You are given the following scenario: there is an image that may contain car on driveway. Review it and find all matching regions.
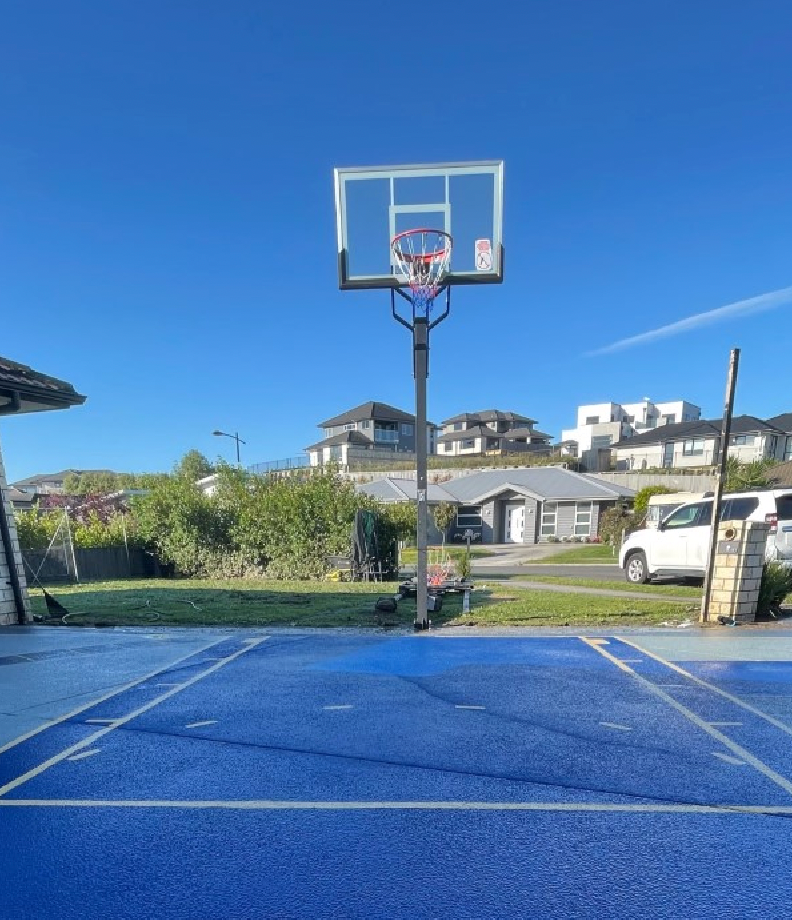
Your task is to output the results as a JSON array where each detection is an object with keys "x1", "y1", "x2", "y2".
[{"x1": 620, "y1": 489, "x2": 792, "y2": 583}]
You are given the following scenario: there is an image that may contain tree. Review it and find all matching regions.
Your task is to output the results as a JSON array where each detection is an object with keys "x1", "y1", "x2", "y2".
[
  {"x1": 725, "y1": 457, "x2": 777, "y2": 492},
  {"x1": 174, "y1": 450, "x2": 215, "y2": 482},
  {"x1": 379, "y1": 502, "x2": 417, "y2": 545},
  {"x1": 432, "y1": 502, "x2": 457, "y2": 546},
  {"x1": 633, "y1": 485, "x2": 674, "y2": 517}
]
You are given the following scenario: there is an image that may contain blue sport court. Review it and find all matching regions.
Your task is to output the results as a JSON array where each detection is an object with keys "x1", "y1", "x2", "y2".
[{"x1": 2, "y1": 626, "x2": 792, "y2": 918}]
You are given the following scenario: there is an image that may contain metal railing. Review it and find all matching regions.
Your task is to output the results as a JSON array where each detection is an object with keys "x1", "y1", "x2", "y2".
[{"x1": 247, "y1": 456, "x2": 310, "y2": 475}]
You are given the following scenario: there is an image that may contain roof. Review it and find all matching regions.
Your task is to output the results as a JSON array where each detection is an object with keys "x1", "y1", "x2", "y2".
[
  {"x1": 7, "y1": 487, "x2": 37, "y2": 506},
  {"x1": 441, "y1": 409, "x2": 537, "y2": 426},
  {"x1": 0, "y1": 356, "x2": 85, "y2": 416},
  {"x1": 766, "y1": 413, "x2": 792, "y2": 433},
  {"x1": 770, "y1": 461, "x2": 792, "y2": 488},
  {"x1": 319, "y1": 401, "x2": 415, "y2": 428},
  {"x1": 356, "y1": 478, "x2": 458, "y2": 504},
  {"x1": 12, "y1": 468, "x2": 115, "y2": 487},
  {"x1": 305, "y1": 430, "x2": 373, "y2": 451},
  {"x1": 612, "y1": 415, "x2": 784, "y2": 450},
  {"x1": 438, "y1": 424, "x2": 505, "y2": 444},
  {"x1": 507, "y1": 428, "x2": 552, "y2": 441},
  {"x1": 439, "y1": 468, "x2": 635, "y2": 504}
]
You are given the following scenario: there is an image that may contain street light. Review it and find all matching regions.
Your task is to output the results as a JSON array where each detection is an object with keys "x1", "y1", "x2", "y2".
[{"x1": 213, "y1": 429, "x2": 246, "y2": 465}]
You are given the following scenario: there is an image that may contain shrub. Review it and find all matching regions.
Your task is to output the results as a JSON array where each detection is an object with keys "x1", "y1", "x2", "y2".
[
  {"x1": 757, "y1": 563, "x2": 792, "y2": 618},
  {"x1": 633, "y1": 485, "x2": 674, "y2": 516},
  {"x1": 599, "y1": 506, "x2": 640, "y2": 547}
]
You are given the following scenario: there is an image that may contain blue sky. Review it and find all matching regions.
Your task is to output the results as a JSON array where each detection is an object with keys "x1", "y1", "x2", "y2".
[{"x1": 1, "y1": 0, "x2": 791, "y2": 482}]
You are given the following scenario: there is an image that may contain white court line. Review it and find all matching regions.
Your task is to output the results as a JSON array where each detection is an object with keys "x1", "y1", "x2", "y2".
[
  {"x1": 0, "y1": 638, "x2": 228, "y2": 758},
  {"x1": 323, "y1": 705, "x2": 353, "y2": 711},
  {"x1": 85, "y1": 719, "x2": 118, "y2": 725},
  {"x1": 0, "y1": 799, "x2": 791, "y2": 815},
  {"x1": 600, "y1": 722, "x2": 631, "y2": 731},
  {"x1": 617, "y1": 637, "x2": 792, "y2": 740},
  {"x1": 185, "y1": 720, "x2": 218, "y2": 729},
  {"x1": 710, "y1": 722, "x2": 743, "y2": 727},
  {"x1": 712, "y1": 752, "x2": 746, "y2": 766},
  {"x1": 0, "y1": 639, "x2": 267, "y2": 799},
  {"x1": 67, "y1": 750, "x2": 101, "y2": 762},
  {"x1": 580, "y1": 637, "x2": 792, "y2": 798},
  {"x1": 455, "y1": 705, "x2": 486, "y2": 711}
]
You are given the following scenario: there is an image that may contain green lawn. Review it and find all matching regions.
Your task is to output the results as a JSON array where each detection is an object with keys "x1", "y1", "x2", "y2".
[
  {"x1": 533, "y1": 544, "x2": 618, "y2": 564},
  {"x1": 27, "y1": 577, "x2": 695, "y2": 629},
  {"x1": 520, "y1": 575, "x2": 701, "y2": 598}
]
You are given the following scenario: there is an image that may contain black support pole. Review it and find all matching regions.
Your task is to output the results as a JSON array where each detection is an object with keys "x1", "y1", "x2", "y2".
[{"x1": 414, "y1": 317, "x2": 429, "y2": 629}]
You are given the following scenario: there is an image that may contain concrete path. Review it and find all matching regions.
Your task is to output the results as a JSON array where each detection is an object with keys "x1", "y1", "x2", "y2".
[{"x1": 501, "y1": 580, "x2": 696, "y2": 604}]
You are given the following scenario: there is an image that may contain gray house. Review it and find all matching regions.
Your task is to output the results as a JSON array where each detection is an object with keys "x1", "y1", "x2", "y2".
[
  {"x1": 307, "y1": 401, "x2": 438, "y2": 467},
  {"x1": 357, "y1": 467, "x2": 634, "y2": 544},
  {"x1": 437, "y1": 409, "x2": 553, "y2": 458}
]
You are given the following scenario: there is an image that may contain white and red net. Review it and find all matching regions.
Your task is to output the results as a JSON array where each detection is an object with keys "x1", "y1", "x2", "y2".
[{"x1": 391, "y1": 228, "x2": 453, "y2": 312}]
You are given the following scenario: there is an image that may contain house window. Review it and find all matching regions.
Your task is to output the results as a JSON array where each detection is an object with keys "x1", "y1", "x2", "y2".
[
  {"x1": 624, "y1": 415, "x2": 634, "y2": 424},
  {"x1": 663, "y1": 414, "x2": 675, "y2": 424},
  {"x1": 585, "y1": 416, "x2": 599, "y2": 425},
  {"x1": 454, "y1": 422, "x2": 464, "y2": 431},
  {"x1": 361, "y1": 420, "x2": 371, "y2": 429},
  {"x1": 541, "y1": 502, "x2": 557, "y2": 537},
  {"x1": 486, "y1": 438, "x2": 500, "y2": 450},
  {"x1": 682, "y1": 438, "x2": 705, "y2": 456},
  {"x1": 328, "y1": 446, "x2": 342, "y2": 461},
  {"x1": 461, "y1": 438, "x2": 476, "y2": 449},
  {"x1": 574, "y1": 502, "x2": 593, "y2": 536},
  {"x1": 730, "y1": 434, "x2": 755, "y2": 446},
  {"x1": 374, "y1": 423, "x2": 398, "y2": 443},
  {"x1": 344, "y1": 423, "x2": 355, "y2": 431},
  {"x1": 324, "y1": 428, "x2": 333, "y2": 438},
  {"x1": 401, "y1": 423, "x2": 414, "y2": 435},
  {"x1": 456, "y1": 506, "x2": 482, "y2": 527}
]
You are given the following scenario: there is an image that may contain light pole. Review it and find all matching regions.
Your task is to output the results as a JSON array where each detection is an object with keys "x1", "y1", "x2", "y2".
[{"x1": 213, "y1": 429, "x2": 246, "y2": 465}]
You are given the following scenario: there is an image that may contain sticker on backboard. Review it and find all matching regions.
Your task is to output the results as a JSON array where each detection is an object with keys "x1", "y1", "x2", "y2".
[{"x1": 475, "y1": 239, "x2": 493, "y2": 271}]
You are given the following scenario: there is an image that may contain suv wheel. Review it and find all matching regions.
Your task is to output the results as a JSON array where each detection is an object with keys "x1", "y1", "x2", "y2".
[{"x1": 625, "y1": 551, "x2": 650, "y2": 584}]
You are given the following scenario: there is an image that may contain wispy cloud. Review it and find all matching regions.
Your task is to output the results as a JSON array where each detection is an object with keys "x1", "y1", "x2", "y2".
[{"x1": 588, "y1": 285, "x2": 792, "y2": 356}]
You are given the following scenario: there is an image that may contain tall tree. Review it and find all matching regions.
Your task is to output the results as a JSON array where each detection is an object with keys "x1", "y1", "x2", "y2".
[{"x1": 174, "y1": 450, "x2": 216, "y2": 482}]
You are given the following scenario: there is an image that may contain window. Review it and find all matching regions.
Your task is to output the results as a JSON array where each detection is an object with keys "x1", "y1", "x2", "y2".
[
  {"x1": 374, "y1": 423, "x2": 398, "y2": 443},
  {"x1": 328, "y1": 446, "x2": 342, "y2": 461},
  {"x1": 461, "y1": 438, "x2": 476, "y2": 449},
  {"x1": 730, "y1": 434, "x2": 755, "y2": 446},
  {"x1": 574, "y1": 502, "x2": 593, "y2": 536},
  {"x1": 401, "y1": 423, "x2": 414, "y2": 435},
  {"x1": 585, "y1": 415, "x2": 599, "y2": 425},
  {"x1": 663, "y1": 414, "x2": 675, "y2": 424},
  {"x1": 456, "y1": 506, "x2": 482, "y2": 527},
  {"x1": 662, "y1": 502, "x2": 709, "y2": 529},
  {"x1": 361, "y1": 420, "x2": 371, "y2": 429},
  {"x1": 682, "y1": 438, "x2": 705, "y2": 456},
  {"x1": 453, "y1": 422, "x2": 464, "y2": 431},
  {"x1": 486, "y1": 438, "x2": 500, "y2": 450},
  {"x1": 344, "y1": 423, "x2": 356, "y2": 431},
  {"x1": 624, "y1": 415, "x2": 634, "y2": 424},
  {"x1": 721, "y1": 497, "x2": 759, "y2": 520},
  {"x1": 541, "y1": 501, "x2": 557, "y2": 537},
  {"x1": 776, "y1": 496, "x2": 792, "y2": 522}
]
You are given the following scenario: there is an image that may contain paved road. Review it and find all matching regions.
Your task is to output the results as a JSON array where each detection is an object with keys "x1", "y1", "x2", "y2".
[{"x1": 2, "y1": 628, "x2": 792, "y2": 918}]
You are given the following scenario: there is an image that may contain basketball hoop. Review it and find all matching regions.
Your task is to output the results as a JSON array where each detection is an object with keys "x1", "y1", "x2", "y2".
[{"x1": 391, "y1": 228, "x2": 453, "y2": 312}]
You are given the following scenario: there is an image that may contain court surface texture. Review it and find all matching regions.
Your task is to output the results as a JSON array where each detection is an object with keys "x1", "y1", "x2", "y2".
[{"x1": 2, "y1": 625, "x2": 792, "y2": 918}]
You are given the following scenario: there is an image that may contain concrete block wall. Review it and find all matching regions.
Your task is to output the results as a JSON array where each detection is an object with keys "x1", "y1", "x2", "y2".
[
  {"x1": 0, "y1": 442, "x2": 30, "y2": 625},
  {"x1": 708, "y1": 520, "x2": 769, "y2": 624}
]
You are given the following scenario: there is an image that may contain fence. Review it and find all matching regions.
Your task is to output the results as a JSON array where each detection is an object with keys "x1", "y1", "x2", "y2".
[
  {"x1": 591, "y1": 470, "x2": 718, "y2": 492},
  {"x1": 22, "y1": 546, "x2": 165, "y2": 585},
  {"x1": 247, "y1": 456, "x2": 310, "y2": 475}
]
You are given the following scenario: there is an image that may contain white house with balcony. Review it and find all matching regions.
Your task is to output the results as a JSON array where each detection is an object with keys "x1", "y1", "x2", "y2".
[
  {"x1": 561, "y1": 398, "x2": 701, "y2": 470},
  {"x1": 306, "y1": 401, "x2": 437, "y2": 468},
  {"x1": 437, "y1": 410, "x2": 552, "y2": 457}
]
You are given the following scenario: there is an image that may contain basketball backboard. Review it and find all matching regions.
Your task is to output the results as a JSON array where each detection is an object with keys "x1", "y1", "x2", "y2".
[{"x1": 334, "y1": 160, "x2": 504, "y2": 290}]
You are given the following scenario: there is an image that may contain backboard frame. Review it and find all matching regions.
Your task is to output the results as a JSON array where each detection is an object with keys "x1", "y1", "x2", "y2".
[{"x1": 334, "y1": 159, "x2": 504, "y2": 290}]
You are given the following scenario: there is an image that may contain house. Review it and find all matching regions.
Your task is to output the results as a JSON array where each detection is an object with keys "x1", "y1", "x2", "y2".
[
  {"x1": 357, "y1": 467, "x2": 634, "y2": 544},
  {"x1": 0, "y1": 356, "x2": 85, "y2": 625},
  {"x1": 562, "y1": 398, "x2": 701, "y2": 470},
  {"x1": 306, "y1": 401, "x2": 438, "y2": 468},
  {"x1": 767, "y1": 414, "x2": 792, "y2": 462},
  {"x1": 769, "y1": 460, "x2": 792, "y2": 488},
  {"x1": 437, "y1": 410, "x2": 553, "y2": 457},
  {"x1": 611, "y1": 415, "x2": 789, "y2": 470},
  {"x1": 12, "y1": 468, "x2": 116, "y2": 495}
]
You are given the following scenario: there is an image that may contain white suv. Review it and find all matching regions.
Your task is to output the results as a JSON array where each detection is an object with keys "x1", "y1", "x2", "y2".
[{"x1": 620, "y1": 490, "x2": 792, "y2": 584}]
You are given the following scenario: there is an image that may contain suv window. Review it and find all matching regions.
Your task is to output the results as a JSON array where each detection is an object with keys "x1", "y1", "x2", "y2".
[
  {"x1": 721, "y1": 496, "x2": 760, "y2": 520},
  {"x1": 776, "y1": 496, "x2": 792, "y2": 521},
  {"x1": 663, "y1": 502, "x2": 709, "y2": 529}
]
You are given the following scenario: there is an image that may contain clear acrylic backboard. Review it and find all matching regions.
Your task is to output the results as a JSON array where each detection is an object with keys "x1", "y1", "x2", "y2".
[{"x1": 334, "y1": 160, "x2": 504, "y2": 290}]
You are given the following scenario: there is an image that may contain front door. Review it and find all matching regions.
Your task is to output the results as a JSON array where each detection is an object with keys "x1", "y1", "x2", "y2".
[{"x1": 505, "y1": 505, "x2": 525, "y2": 543}]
